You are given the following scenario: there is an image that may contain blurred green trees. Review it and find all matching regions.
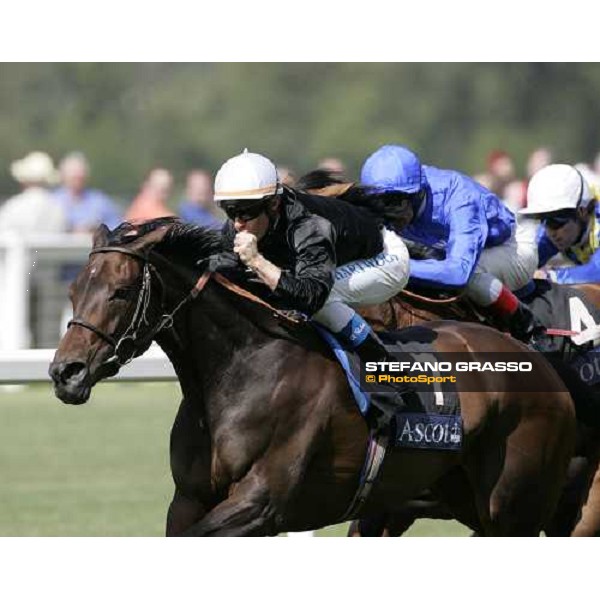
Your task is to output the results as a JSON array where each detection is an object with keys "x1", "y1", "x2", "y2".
[{"x1": 1, "y1": 63, "x2": 599, "y2": 199}]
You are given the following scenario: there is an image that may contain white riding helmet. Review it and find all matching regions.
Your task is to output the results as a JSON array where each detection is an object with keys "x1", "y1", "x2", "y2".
[
  {"x1": 521, "y1": 164, "x2": 592, "y2": 215},
  {"x1": 214, "y1": 149, "x2": 282, "y2": 203}
]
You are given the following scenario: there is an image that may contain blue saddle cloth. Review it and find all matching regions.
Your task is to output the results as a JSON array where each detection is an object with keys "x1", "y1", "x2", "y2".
[{"x1": 313, "y1": 324, "x2": 371, "y2": 415}]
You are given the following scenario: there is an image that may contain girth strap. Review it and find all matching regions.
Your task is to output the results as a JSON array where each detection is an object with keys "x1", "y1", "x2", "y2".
[{"x1": 339, "y1": 428, "x2": 390, "y2": 523}]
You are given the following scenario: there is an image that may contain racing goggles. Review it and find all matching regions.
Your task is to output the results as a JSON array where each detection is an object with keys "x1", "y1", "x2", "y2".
[
  {"x1": 541, "y1": 209, "x2": 577, "y2": 230},
  {"x1": 220, "y1": 198, "x2": 269, "y2": 223}
]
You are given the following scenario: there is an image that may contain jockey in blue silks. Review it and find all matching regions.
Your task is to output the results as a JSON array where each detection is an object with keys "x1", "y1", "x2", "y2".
[{"x1": 360, "y1": 144, "x2": 543, "y2": 342}]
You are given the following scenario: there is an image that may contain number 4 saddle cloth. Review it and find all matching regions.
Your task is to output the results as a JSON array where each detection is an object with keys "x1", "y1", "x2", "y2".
[{"x1": 521, "y1": 280, "x2": 600, "y2": 385}]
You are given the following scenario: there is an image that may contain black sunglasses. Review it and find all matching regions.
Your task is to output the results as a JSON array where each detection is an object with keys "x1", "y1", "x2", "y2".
[
  {"x1": 542, "y1": 212, "x2": 576, "y2": 230},
  {"x1": 221, "y1": 200, "x2": 268, "y2": 223}
]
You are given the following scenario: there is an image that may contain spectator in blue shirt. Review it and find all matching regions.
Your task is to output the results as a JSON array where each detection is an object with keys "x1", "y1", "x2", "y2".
[
  {"x1": 178, "y1": 169, "x2": 223, "y2": 230},
  {"x1": 53, "y1": 152, "x2": 122, "y2": 232},
  {"x1": 52, "y1": 152, "x2": 124, "y2": 333}
]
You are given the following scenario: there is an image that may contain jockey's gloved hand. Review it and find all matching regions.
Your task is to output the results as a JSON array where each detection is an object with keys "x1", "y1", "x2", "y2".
[
  {"x1": 197, "y1": 251, "x2": 241, "y2": 274},
  {"x1": 402, "y1": 237, "x2": 445, "y2": 261}
]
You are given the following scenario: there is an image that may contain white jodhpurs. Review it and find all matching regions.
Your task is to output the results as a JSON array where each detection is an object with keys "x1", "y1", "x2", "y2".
[
  {"x1": 312, "y1": 227, "x2": 410, "y2": 333},
  {"x1": 466, "y1": 219, "x2": 539, "y2": 306}
]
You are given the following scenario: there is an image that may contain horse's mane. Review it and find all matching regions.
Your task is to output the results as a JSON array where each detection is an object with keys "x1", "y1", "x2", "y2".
[
  {"x1": 296, "y1": 169, "x2": 372, "y2": 205},
  {"x1": 296, "y1": 168, "x2": 348, "y2": 191},
  {"x1": 296, "y1": 170, "x2": 444, "y2": 262},
  {"x1": 107, "y1": 217, "x2": 176, "y2": 244},
  {"x1": 106, "y1": 218, "x2": 325, "y2": 347},
  {"x1": 296, "y1": 168, "x2": 405, "y2": 212},
  {"x1": 108, "y1": 217, "x2": 224, "y2": 270}
]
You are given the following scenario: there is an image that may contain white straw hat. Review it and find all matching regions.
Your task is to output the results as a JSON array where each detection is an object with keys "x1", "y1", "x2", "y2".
[{"x1": 10, "y1": 151, "x2": 59, "y2": 186}]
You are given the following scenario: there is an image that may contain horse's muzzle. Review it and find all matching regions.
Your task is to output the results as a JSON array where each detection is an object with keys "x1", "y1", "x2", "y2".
[{"x1": 49, "y1": 360, "x2": 92, "y2": 405}]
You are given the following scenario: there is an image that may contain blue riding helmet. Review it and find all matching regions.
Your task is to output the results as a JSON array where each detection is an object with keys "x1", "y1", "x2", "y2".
[{"x1": 360, "y1": 145, "x2": 426, "y2": 195}]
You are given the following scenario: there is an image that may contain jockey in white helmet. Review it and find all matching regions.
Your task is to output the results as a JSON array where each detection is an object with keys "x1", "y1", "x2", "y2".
[
  {"x1": 207, "y1": 149, "x2": 411, "y2": 366},
  {"x1": 522, "y1": 164, "x2": 600, "y2": 284}
]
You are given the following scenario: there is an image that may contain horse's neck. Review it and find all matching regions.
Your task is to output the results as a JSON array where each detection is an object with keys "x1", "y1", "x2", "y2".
[{"x1": 156, "y1": 278, "x2": 270, "y2": 400}]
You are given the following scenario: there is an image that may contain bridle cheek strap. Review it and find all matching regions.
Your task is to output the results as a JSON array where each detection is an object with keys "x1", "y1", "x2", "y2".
[{"x1": 67, "y1": 246, "x2": 213, "y2": 369}]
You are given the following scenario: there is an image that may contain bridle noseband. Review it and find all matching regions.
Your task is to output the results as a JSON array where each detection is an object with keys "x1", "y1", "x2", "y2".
[{"x1": 67, "y1": 246, "x2": 209, "y2": 368}]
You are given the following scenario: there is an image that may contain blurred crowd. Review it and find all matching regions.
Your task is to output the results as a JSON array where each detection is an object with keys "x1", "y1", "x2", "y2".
[
  {"x1": 0, "y1": 151, "x2": 226, "y2": 236},
  {"x1": 2, "y1": 147, "x2": 600, "y2": 238},
  {"x1": 473, "y1": 147, "x2": 600, "y2": 213}
]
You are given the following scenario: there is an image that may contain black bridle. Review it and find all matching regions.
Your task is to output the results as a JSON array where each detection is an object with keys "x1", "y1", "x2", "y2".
[{"x1": 67, "y1": 246, "x2": 206, "y2": 368}]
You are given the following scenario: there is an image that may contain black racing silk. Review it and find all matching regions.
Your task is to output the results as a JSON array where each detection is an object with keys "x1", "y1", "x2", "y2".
[{"x1": 219, "y1": 188, "x2": 383, "y2": 315}]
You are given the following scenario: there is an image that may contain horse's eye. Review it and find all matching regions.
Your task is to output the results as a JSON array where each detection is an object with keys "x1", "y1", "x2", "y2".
[{"x1": 109, "y1": 287, "x2": 135, "y2": 302}]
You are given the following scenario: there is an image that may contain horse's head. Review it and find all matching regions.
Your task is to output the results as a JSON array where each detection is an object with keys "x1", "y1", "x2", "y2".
[{"x1": 49, "y1": 222, "x2": 172, "y2": 404}]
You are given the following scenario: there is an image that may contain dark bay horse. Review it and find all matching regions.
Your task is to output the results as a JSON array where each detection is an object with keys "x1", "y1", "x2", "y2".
[{"x1": 49, "y1": 219, "x2": 576, "y2": 536}]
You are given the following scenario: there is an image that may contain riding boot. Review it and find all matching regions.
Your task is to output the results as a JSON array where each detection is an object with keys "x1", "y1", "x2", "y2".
[
  {"x1": 353, "y1": 329, "x2": 394, "y2": 365},
  {"x1": 506, "y1": 301, "x2": 547, "y2": 346},
  {"x1": 479, "y1": 283, "x2": 547, "y2": 346},
  {"x1": 353, "y1": 330, "x2": 416, "y2": 418},
  {"x1": 323, "y1": 310, "x2": 416, "y2": 418}
]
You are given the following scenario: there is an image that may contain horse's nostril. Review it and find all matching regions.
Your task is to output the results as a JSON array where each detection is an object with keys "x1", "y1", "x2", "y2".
[
  {"x1": 52, "y1": 362, "x2": 86, "y2": 385},
  {"x1": 62, "y1": 362, "x2": 86, "y2": 383}
]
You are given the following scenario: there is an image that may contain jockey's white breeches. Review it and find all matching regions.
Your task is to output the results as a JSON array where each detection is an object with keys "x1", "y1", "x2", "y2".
[
  {"x1": 313, "y1": 227, "x2": 410, "y2": 332},
  {"x1": 466, "y1": 219, "x2": 539, "y2": 306}
]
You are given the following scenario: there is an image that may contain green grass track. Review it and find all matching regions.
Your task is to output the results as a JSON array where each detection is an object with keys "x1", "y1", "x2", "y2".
[{"x1": 0, "y1": 383, "x2": 468, "y2": 536}]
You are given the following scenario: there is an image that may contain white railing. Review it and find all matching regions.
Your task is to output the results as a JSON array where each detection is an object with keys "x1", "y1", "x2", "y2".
[
  {"x1": 0, "y1": 345, "x2": 175, "y2": 384},
  {"x1": 0, "y1": 234, "x2": 316, "y2": 535},
  {"x1": 0, "y1": 232, "x2": 93, "y2": 351}
]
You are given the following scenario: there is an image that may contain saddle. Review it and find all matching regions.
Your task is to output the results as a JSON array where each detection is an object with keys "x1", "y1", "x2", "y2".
[{"x1": 360, "y1": 289, "x2": 481, "y2": 332}]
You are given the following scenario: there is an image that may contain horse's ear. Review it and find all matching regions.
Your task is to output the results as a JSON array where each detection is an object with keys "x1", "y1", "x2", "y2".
[
  {"x1": 92, "y1": 224, "x2": 110, "y2": 249},
  {"x1": 127, "y1": 224, "x2": 172, "y2": 252}
]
